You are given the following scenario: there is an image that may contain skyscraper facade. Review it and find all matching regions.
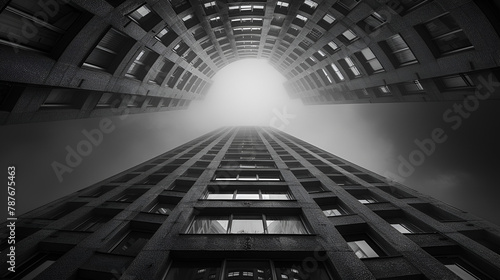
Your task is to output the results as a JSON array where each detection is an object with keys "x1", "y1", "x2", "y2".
[
  {"x1": 1, "y1": 0, "x2": 500, "y2": 124},
  {"x1": 1, "y1": 127, "x2": 499, "y2": 279}
]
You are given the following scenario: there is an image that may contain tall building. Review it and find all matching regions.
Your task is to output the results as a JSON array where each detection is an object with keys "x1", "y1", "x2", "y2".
[
  {"x1": 2, "y1": 127, "x2": 500, "y2": 280},
  {"x1": 1, "y1": 0, "x2": 500, "y2": 124}
]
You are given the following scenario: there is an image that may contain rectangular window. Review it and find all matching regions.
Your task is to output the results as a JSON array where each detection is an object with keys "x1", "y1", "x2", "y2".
[
  {"x1": 301, "y1": 181, "x2": 328, "y2": 193},
  {"x1": 109, "y1": 230, "x2": 153, "y2": 255},
  {"x1": 213, "y1": 171, "x2": 281, "y2": 181},
  {"x1": 376, "y1": 186, "x2": 413, "y2": 198},
  {"x1": 0, "y1": 0, "x2": 87, "y2": 56},
  {"x1": 147, "y1": 202, "x2": 176, "y2": 215},
  {"x1": 318, "y1": 14, "x2": 336, "y2": 29},
  {"x1": 334, "y1": 0, "x2": 361, "y2": 15},
  {"x1": 395, "y1": 0, "x2": 431, "y2": 15},
  {"x1": 125, "y1": 48, "x2": 159, "y2": 80},
  {"x1": 348, "y1": 240, "x2": 380, "y2": 258},
  {"x1": 204, "y1": 189, "x2": 291, "y2": 200},
  {"x1": 436, "y1": 256, "x2": 492, "y2": 280},
  {"x1": 321, "y1": 204, "x2": 348, "y2": 217},
  {"x1": 387, "y1": 218, "x2": 422, "y2": 234},
  {"x1": 417, "y1": 13, "x2": 473, "y2": 57},
  {"x1": 338, "y1": 29, "x2": 358, "y2": 44},
  {"x1": 155, "y1": 27, "x2": 178, "y2": 46},
  {"x1": 127, "y1": 4, "x2": 162, "y2": 31},
  {"x1": 187, "y1": 214, "x2": 309, "y2": 234},
  {"x1": 438, "y1": 73, "x2": 475, "y2": 91},
  {"x1": 357, "y1": 12, "x2": 386, "y2": 33},
  {"x1": 40, "y1": 89, "x2": 88, "y2": 110},
  {"x1": 3, "y1": 253, "x2": 59, "y2": 280},
  {"x1": 410, "y1": 203, "x2": 464, "y2": 222},
  {"x1": 400, "y1": 80, "x2": 425, "y2": 95},
  {"x1": 356, "y1": 48, "x2": 384, "y2": 74},
  {"x1": 326, "y1": 63, "x2": 345, "y2": 82},
  {"x1": 381, "y1": 34, "x2": 418, "y2": 67},
  {"x1": 164, "y1": 260, "x2": 332, "y2": 280},
  {"x1": 82, "y1": 28, "x2": 136, "y2": 73}
]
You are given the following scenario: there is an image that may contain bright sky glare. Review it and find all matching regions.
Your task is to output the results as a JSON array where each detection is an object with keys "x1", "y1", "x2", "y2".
[{"x1": 189, "y1": 58, "x2": 303, "y2": 126}]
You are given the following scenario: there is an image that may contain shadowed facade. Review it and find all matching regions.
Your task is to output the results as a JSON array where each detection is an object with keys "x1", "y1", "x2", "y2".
[{"x1": 1, "y1": 0, "x2": 500, "y2": 124}]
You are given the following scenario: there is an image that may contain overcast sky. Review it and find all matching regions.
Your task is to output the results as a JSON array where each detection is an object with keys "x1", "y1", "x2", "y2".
[{"x1": 1, "y1": 59, "x2": 499, "y2": 226}]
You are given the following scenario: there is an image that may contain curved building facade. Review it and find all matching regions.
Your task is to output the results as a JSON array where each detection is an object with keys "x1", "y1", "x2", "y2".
[{"x1": 0, "y1": 0, "x2": 500, "y2": 124}]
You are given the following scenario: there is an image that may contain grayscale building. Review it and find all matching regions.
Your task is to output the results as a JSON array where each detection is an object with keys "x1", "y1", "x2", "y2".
[
  {"x1": 1, "y1": 127, "x2": 500, "y2": 279},
  {"x1": 1, "y1": 0, "x2": 500, "y2": 124}
]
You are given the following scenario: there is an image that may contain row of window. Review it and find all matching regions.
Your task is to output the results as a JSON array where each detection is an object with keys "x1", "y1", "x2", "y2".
[{"x1": 289, "y1": 12, "x2": 472, "y2": 86}]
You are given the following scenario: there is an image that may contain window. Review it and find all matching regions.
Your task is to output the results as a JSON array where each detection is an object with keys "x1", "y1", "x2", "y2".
[
  {"x1": 109, "y1": 230, "x2": 153, "y2": 256},
  {"x1": 138, "y1": 174, "x2": 167, "y2": 185},
  {"x1": 338, "y1": 29, "x2": 358, "y2": 44},
  {"x1": 228, "y1": 5, "x2": 265, "y2": 16},
  {"x1": 301, "y1": 181, "x2": 328, "y2": 193},
  {"x1": 0, "y1": 0, "x2": 87, "y2": 56},
  {"x1": 394, "y1": 0, "x2": 431, "y2": 15},
  {"x1": 181, "y1": 13, "x2": 199, "y2": 29},
  {"x1": 155, "y1": 27, "x2": 178, "y2": 47},
  {"x1": 329, "y1": 175, "x2": 359, "y2": 186},
  {"x1": 417, "y1": 13, "x2": 473, "y2": 57},
  {"x1": 321, "y1": 204, "x2": 348, "y2": 217},
  {"x1": 125, "y1": 48, "x2": 159, "y2": 80},
  {"x1": 148, "y1": 202, "x2": 176, "y2": 215},
  {"x1": 169, "y1": 0, "x2": 191, "y2": 14},
  {"x1": 112, "y1": 192, "x2": 144, "y2": 202},
  {"x1": 318, "y1": 14, "x2": 336, "y2": 29},
  {"x1": 151, "y1": 58, "x2": 175, "y2": 85},
  {"x1": 292, "y1": 169, "x2": 314, "y2": 179},
  {"x1": 357, "y1": 12, "x2": 386, "y2": 33},
  {"x1": 377, "y1": 186, "x2": 413, "y2": 198},
  {"x1": 82, "y1": 28, "x2": 135, "y2": 73},
  {"x1": 40, "y1": 89, "x2": 88, "y2": 109},
  {"x1": 2, "y1": 253, "x2": 59, "y2": 280},
  {"x1": 187, "y1": 214, "x2": 309, "y2": 234},
  {"x1": 72, "y1": 215, "x2": 110, "y2": 232},
  {"x1": 356, "y1": 194, "x2": 377, "y2": 204},
  {"x1": 343, "y1": 57, "x2": 362, "y2": 78},
  {"x1": 436, "y1": 256, "x2": 492, "y2": 280},
  {"x1": 204, "y1": 188, "x2": 292, "y2": 200},
  {"x1": 347, "y1": 239, "x2": 381, "y2": 258},
  {"x1": 275, "y1": 1, "x2": 289, "y2": 14},
  {"x1": 164, "y1": 260, "x2": 332, "y2": 280},
  {"x1": 326, "y1": 63, "x2": 345, "y2": 82},
  {"x1": 293, "y1": 14, "x2": 308, "y2": 27},
  {"x1": 356, "y1": 48, "x2": 384, "y2": 74},
  {"x1": 387, "y1": 218, "x2": 422, "y2": 234},
  {"x1": 300, "y1": 0, "x2": 318, "y2": 14},
  {"x1": 168, "y1": 179, "x2": 194, "y2": 193},
  {"x1": 204, "y1": 1, "x2": 216, "y2": 8},
  {"x1": 334, "y1": 0, "x2": 361, "y2": 15},
  {"x1": 213, "y1": 171, "x2": 281, "y2": 181},
  {"x1": 127, "y1": 4, "x2": 162, "y2": 31},
  {"x1": 40, "y1": 202, "x2": 85, "y2": 220},
  {"x1": 374, "y1": 85, "x2": 391, "y2": 97},
  {"x1": 219, "y1": 161, "x2": 275, "y2": 169},
  {"x1": 410, "y1": 203, "x2": 464, "y2": 222},
  {"x1": 111, "y1": 173, "x2": 137, "y2": 183},
  {"x1": 381, "y1": 34, "x2": 418, "y2": 67},
  {"x1": 400, "y1": 80, "x2": 425, "y2": 95},
  {"x1": 276, "y1": 1, "x2": 289, "y2": 8},
  {"x1": 438, "y1": 74, "x2": 475, "y2": 91}
]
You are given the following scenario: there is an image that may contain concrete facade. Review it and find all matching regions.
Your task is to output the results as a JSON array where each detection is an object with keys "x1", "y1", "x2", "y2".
[
  {"x1": 1, "y1": 127, "x2": 500, "y2": 279},
  {"x1": 1, "y1": 0, "x2": 500, "y2": 124}
]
